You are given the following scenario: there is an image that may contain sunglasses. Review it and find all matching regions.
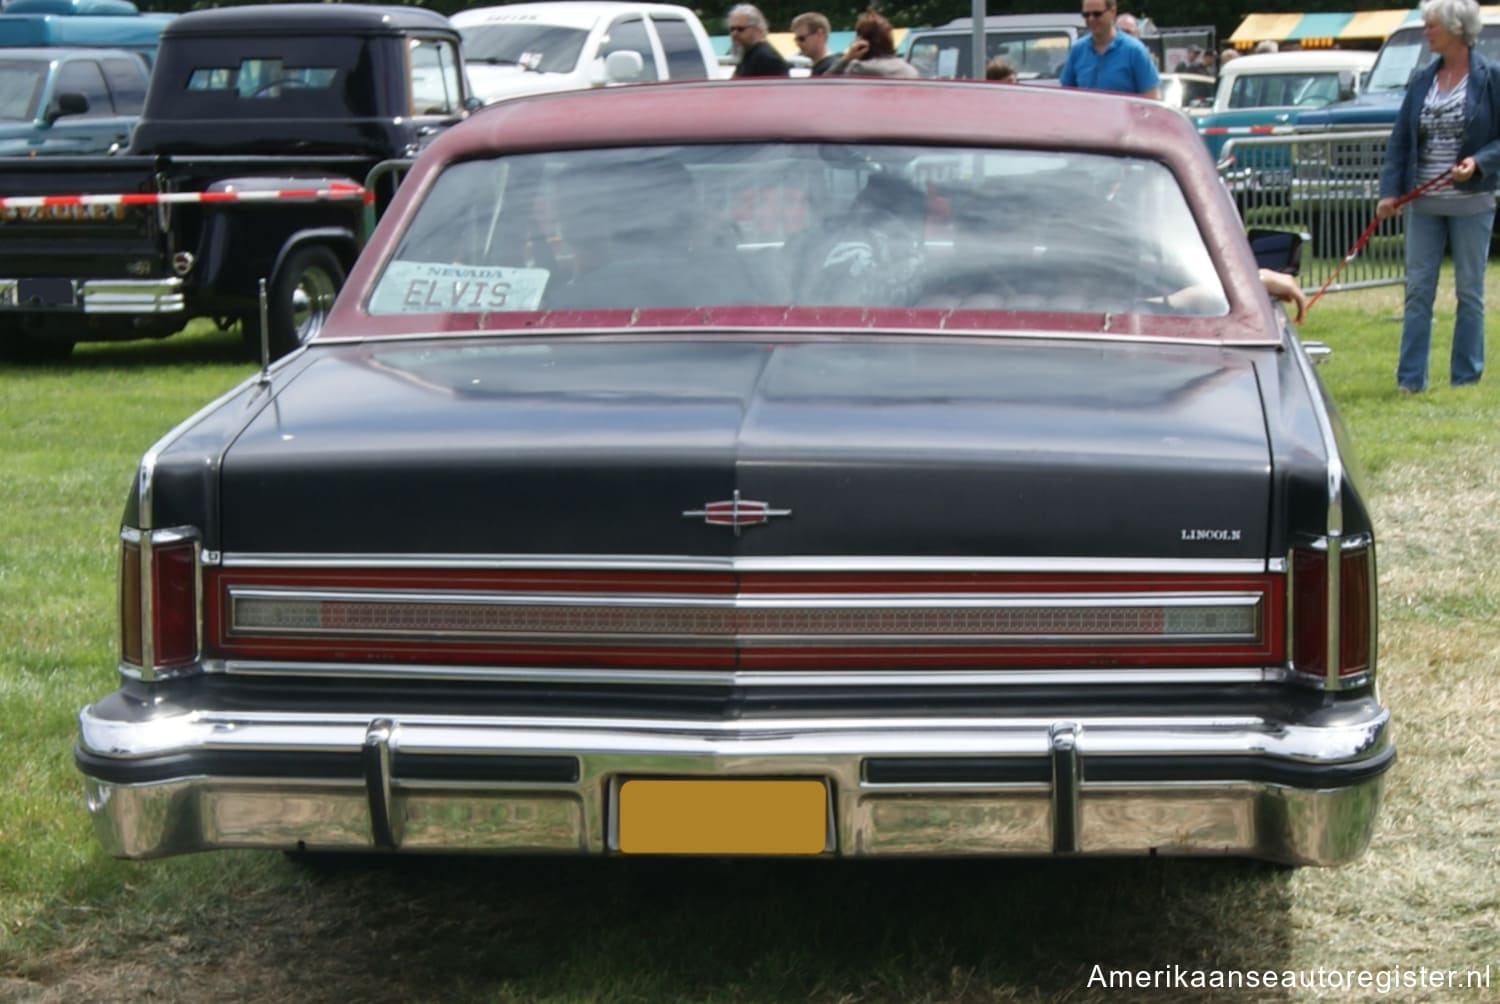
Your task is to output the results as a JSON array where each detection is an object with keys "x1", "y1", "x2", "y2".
[
  {"x1": 728, "y1": 24, "x2": 751, "y2": 32},
  {"x1": 794, "y1": 33, "x2": 812, "y2": 42},
  {"x1": 1082, "y1": 10, "x2": 1108, "y2": 18}
]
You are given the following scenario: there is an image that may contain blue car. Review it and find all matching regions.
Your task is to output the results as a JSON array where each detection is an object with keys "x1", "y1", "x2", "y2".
[
  {"x1": 0, "y1": 46, "x2": 149, "y2": 155},
  {"x1": 1197, "y1": 50, "x2": 1373, "y2": 164},
  {"x1": 1295, "y1": 16, "x2": 1500, "y2": 133}
]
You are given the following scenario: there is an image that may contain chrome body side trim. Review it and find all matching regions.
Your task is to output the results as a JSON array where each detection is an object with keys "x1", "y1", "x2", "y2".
[
  {"x1": 77, "y1": 702, "x2": 1393, "y2": 865},
  {"x1": 214, "y1": 553, "x2": 1274, "y2": 575},
  {"x1": 313, "y1": 325, "x2": 1285, "y2": 350}
]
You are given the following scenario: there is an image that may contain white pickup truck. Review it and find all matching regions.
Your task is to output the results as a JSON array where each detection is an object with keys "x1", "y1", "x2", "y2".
[{"x1": 452, "y1": 1, "x2": 719, "y2": 104}]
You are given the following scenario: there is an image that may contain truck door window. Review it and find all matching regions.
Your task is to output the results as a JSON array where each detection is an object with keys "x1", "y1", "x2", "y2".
[
  {"x1": 409, "y1": 37, "x2": 463, "y2": 116},
  {"x1": 600, "y1": 17, "x2": 659, "y2": 81},
  {"x1": 101, "y1": 57, "x2": 147, "y2": 115},
  {"x1": 651, "y1": 17, "x2": 707, "y2": 80},
  {"x1": 54, "y1": 60, "x2": 111, "y2": 116}
]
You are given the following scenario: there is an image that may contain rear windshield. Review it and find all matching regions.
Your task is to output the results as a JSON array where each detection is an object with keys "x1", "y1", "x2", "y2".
[
  {"x1": 1228, "y1": 71, "x2": 1350, "y2": 109},
  {"x1": 459, "y1": 23, "x2": 588, "y2": 73},
  {"x1": 369, "y1": 142, "x2": 1225, "y2": 323}
]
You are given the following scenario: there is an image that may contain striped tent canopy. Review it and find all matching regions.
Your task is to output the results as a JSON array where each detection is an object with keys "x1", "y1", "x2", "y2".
[{"x1": 1227, "y1": 8, "x2": 1455, "y2": 50}]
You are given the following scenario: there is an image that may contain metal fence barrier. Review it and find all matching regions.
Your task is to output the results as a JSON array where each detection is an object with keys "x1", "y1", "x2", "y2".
[{"x1": 1220, "y1": 129, "x2": 1403, "y2": 294}]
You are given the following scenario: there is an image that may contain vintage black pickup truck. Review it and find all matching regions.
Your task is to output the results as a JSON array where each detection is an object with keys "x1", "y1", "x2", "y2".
[{"x1": 0, "y1": 4, "x2": 471, "y2": 361}]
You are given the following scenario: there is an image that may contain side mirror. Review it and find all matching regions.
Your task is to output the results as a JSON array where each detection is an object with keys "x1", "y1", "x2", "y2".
[
  {"x1": 46, "y1": 91, "x2": 89, "y2": 124},
  {"x1": 1337, "y1": 70, "x2": 1357, "y2": 101},
  {"x1": 603, "y1": 49, "x2": 645, "y2": 84},
  {"x1": 1248, "y1": 227, "x2": 1305, "y2": 277}
]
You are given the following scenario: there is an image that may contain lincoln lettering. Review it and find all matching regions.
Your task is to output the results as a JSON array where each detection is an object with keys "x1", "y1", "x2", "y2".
[
  {"x1": 1181, "y1": 529, "x2": 1243, "y2": 541},
  {"x1": 402, "y1": 278, "x2": 511, "y2": 309}
]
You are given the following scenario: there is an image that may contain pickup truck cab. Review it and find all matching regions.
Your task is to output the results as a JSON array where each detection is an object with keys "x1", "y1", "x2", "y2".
[
  {"x1": 0, "y1": 45, "x2": 148, "y2": 154},
  {"x1": 1294, "y1": 15, "x2": 1500, "y2": 133},
  {"x1": 453, "y1": 1, "x2": 717, "y2": 105},
  {"x1": 1196, "y1": 50, "x2": 1373, "y2": 162}
]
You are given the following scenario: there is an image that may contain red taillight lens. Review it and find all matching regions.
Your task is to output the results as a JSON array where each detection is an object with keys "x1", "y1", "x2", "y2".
[
  {"x1": 152, "y1": 541, "x2": 198, "y2": 666},
  {"x1": 119, "y1": 531, "x2": 199, "y2": 672},
  {"x1": 1291, "y1": 542, "x2": 1373, "y2": 682}
]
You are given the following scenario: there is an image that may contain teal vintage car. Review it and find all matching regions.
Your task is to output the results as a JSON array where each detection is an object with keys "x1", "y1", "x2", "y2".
[{"x1": 1196, "y1": 50, "x2": 1374, "y2": 163}]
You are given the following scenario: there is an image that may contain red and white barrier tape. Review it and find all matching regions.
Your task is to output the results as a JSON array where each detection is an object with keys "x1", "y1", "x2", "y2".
[{"x1": 0, "y1": 181, "x2": 372, "y2": 211}]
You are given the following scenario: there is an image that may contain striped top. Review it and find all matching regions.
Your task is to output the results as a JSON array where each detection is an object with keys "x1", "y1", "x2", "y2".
[{"x1": 1414, "y1": 74, "x2": 1488, "y2": 212}]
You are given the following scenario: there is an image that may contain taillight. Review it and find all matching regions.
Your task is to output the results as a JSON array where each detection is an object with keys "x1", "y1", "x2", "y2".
[
  {"x1": 119, "y1": 527, "x2": 200, "y2": 676},
  {"x1": 1290, "y1": 535, "x2": 1374, "y2": 685}
]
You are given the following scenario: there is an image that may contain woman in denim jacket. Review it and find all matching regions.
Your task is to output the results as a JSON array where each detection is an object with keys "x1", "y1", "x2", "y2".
[{"x1": 1377, "y1": 0, "x2": 1500, "y2": 392}]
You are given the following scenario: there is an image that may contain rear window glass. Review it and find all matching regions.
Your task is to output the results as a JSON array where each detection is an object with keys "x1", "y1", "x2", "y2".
[
  {"x1": 153, "y1": 37, "x2": 374, "y2": 117},
  {"x1": 1228, "y1": 71, "x2": 1347, "y2": 109},
  {"x1": 460, "y1": 22, "x2": 588, "y2": 73},
  {"x1": 369, "y1": 142, "x2": 1226, "y2": 324}
]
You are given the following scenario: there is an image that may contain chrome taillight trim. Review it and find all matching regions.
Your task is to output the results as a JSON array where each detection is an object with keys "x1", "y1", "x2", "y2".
[
  {"x1": 1285, "y1": 531, "x2": 1374, "y2": 691},
  {"x1": 213, "y1": 661, "x2": 1281, "y2": 686},
  {"x1": 1289, "y1": 334, "x2": 1369, "y2": 692},
  {"x1": 224, "y1": 586, "x2": 1265, "y2": 647},
  {"x1": 120, "y1": 525, "x2": 203, "y2": 683}
]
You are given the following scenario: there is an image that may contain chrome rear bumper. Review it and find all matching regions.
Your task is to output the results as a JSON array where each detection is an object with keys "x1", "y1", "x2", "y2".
[
  {"x1": 0, "y1": 278, "x2": 183, "y2": 313},
  {"x1": 77, "y1": 699, "x2": 1393, "y2": 866}
]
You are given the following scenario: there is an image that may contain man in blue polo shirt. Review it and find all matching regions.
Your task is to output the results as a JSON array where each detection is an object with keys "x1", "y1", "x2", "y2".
[{"x1": 1060, "y1": 0, "x2": 1160, "y2": 98}]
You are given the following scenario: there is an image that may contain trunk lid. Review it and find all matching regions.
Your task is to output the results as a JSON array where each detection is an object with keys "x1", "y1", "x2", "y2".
[{"x1": 217, "y1": 337, "x2": 1273, "y2": 560}]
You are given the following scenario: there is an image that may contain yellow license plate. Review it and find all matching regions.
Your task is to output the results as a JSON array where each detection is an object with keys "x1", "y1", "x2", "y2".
[{"x1": 617, "y1": 779, "x2": 829, "y2": 855}]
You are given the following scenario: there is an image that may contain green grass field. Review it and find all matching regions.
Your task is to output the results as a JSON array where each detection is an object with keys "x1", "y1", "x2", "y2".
[{"x1": 2, "y1": 287, "x2": 1497, "y2": 1004}]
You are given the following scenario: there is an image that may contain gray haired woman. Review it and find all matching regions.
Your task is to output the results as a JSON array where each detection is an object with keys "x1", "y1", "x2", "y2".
[{"x1": 1376, "y1": 0, "x2": 1500, "y2": 392}]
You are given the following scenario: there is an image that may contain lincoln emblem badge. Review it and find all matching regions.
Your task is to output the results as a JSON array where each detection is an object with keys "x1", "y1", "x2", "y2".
[{"x1": 682, "y1": 490, "x2": 792, "y2": 535}]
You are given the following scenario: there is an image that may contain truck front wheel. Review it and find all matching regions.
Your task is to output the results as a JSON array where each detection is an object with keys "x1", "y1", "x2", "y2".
[{"x1": 244, "y1": 245, "x2": 346, "y2": 360}]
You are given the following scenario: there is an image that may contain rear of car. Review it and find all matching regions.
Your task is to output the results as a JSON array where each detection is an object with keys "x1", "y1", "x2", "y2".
[{"x1": 76, "y1": 81, "x2": 1391, "y2": 867}]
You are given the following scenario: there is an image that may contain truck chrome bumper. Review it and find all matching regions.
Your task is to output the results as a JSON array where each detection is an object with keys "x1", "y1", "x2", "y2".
[
  {"x1": 0, "y1": 278, "x2": 183, "y2": 313},
  {"x1": 76, "y1": 700, "x2": 1393, "y2": 866}
]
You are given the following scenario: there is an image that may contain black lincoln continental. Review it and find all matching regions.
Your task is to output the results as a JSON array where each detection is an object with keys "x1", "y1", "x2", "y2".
[{"x1": 76, "y1": 79, "x2": 1392, "y2": 865}]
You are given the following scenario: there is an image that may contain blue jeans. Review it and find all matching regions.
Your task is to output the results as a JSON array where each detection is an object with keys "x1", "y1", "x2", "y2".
[{"x1": 1398, "y1": 205, "x2": 1495, "y2": 390}]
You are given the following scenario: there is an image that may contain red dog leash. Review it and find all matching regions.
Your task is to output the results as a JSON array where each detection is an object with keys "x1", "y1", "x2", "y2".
[{"x1": 1304, "y1": 165, "x2": 1457, "y2": 313}]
